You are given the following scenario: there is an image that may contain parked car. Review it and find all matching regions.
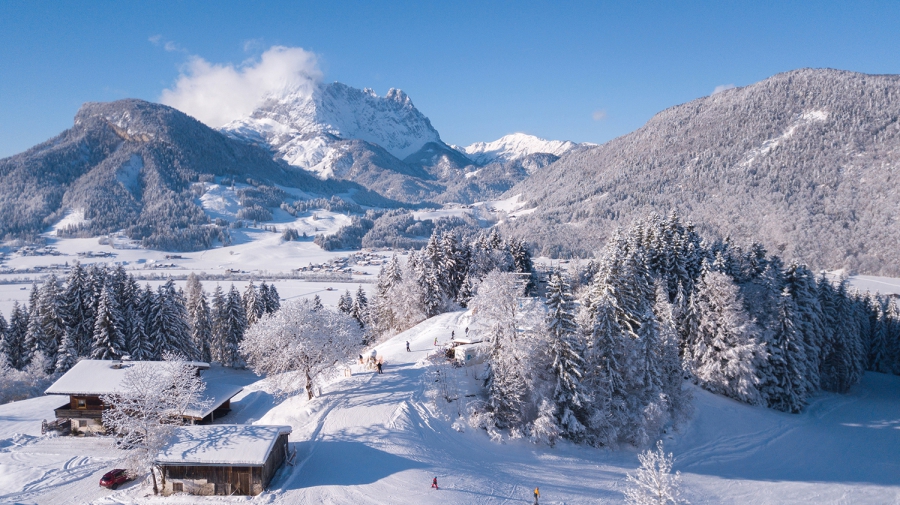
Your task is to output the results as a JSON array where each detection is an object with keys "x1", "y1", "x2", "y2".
[{"x1": 99, "y1": 469, "x2": 130, "y2": 489}]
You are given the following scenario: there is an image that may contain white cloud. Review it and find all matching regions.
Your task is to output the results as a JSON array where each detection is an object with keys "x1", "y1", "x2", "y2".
[
  {"x1": 592, "y1": 109, "x2": 607, "y2": 121},
  {"x1": 149, "y1": 35, "x2": 185, "y2": 53},
  {"x1": 159, "y1": 46, "x2": 322, "y2": 127},
  {"x1": 712, "y1": 83, "x2": 736, "y2": 95}
]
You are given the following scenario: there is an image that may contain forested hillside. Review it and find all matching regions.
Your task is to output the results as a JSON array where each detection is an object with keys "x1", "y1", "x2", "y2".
[
  {"x1": 505, "y1": 68, "x2": 900, "y2": 275},
  {"x1": 0, "y1": 100, "x2": 392, "y2": 249}
]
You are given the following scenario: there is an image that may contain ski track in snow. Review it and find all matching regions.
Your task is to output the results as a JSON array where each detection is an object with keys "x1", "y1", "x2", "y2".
[{"x1": 0, "y1": 311, "x2": 899, "y2": 503}]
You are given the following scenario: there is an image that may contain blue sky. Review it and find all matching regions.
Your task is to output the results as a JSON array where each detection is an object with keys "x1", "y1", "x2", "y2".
[{"x1": 1, "y1": 1, "x2": 899, "y2": 158}]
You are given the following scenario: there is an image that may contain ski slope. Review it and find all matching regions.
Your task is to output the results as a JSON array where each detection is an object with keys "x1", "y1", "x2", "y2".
[{"x1": 0, "y1": 311, "x2": 899, "y2": 503}]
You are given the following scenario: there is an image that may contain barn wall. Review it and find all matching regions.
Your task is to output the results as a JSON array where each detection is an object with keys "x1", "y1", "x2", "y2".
[{"x1": 161, "y1": 465, "x2": 257, "y2": 496}]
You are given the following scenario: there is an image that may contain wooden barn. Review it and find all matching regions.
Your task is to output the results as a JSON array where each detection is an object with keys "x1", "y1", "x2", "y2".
[
  {"x1": 155, "y1": 424, "x2": 293, "y2": 496},
  {"x1": 44, "y1": 359, "x2": 243, "y2": 434}
]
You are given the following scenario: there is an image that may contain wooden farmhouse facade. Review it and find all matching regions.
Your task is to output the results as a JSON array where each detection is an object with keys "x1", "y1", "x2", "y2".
[
  {"x1": 44, "y1": 359, "x2": 243, "y2": 435},
  {"x1": 155, "y1": 425, "x2": 293, "y2": 496}
]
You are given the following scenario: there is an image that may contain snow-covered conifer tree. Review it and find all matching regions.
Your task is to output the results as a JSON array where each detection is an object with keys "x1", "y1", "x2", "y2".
[
  {"x1": 686, "y1": 271, "x2": 765, "y2": 405},
  {"x1": 243, "y1": 281, "x2": 265, "y2": 326},
  {"x1": 91, "y1": 282, "x2": 126, "y2": 360},
  {"x1": 188, "y1": 287, "x2": 213, "y2": 363},
  {"x1": 545, "y1": 270, "x2": 587, "y2": 439},
  {"x1": 63, "y1": 263, "x2": 94, "y2": 357},
  {"x1": 220, "y1": 285, "x2": 247, "y2": 367},
  {"x1": 471, "y1": 271, "x2": 528, "y2": 430},
  {"x1": 210, "y1": 284, "x2": 227, "y2": 363},
  {"x1": 3, "y1": 303, "x2": 28, "y2": 370},
  {"x1": 55, "y1": 328, "x2": 79, "y2": 373},
  {"x1": 351, "y1": 285, "x2": 368, "y2": 328},
  {"x1": 763, "y1": 289, "x2": 808, "y2": 413},
  {"x1": 338, "y1": 289, "x2": 353, "y2": 315}
]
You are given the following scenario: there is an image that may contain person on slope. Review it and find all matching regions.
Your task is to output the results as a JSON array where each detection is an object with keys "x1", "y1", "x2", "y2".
[
  {"x1": 434, "y1": 337, "x2": 438, "y2": 346},
  {"x1": 533, "y1": 487, "x2": 540, "y2": 504},
  {"x1": 406, "y1": 341, "x2": 410, "y2": 352},
  {"x1": 432, "y1": 477, "x2": 439, "y2": 490},
  {"x1": 376, "y1": 361, "x2": 383, "y2": 374}
]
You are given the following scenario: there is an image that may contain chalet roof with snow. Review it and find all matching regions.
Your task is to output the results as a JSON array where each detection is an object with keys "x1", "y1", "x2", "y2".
[
  {"x1": 155, "y1": 424, "x2": 292, "y2": 466},
  {"x1": 44, "y1": 359, "x2": 241, "y2": 419}
]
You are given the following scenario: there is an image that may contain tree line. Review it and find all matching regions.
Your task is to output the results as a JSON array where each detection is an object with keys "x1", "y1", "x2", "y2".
[
  {"x1": 0, "y1": 265, "x2": 281, "y2": 380},
  {"x1": 435, "y1": 214, "x2": 900, "y2": 447}
]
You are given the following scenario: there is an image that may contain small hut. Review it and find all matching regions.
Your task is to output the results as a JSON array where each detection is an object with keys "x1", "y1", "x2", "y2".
[{"x1": 155, "y1": 424, "x2": 293, "y2": 496}]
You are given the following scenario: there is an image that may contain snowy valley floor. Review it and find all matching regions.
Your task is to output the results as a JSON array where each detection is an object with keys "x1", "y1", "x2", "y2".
[{"x1": 0, "y1": 311, "x2": 898, "y2": 504}]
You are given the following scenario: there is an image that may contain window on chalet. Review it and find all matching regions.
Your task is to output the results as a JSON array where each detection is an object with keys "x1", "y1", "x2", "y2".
[{"x1": 76, "y1": 399, "x2": 86, "y2": 409}]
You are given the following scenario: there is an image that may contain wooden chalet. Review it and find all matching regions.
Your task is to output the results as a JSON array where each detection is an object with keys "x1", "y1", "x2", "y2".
[
  {"x1": 44, "y1": 359, "x2": 243, "y2": 435},
  {"x1": 155, "y1": 424, "x2": 293, "y2": 496}
]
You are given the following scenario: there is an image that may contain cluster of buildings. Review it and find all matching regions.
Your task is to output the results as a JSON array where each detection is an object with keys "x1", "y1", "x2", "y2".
[{"x1": 43, "y1": 359, "x2": 292, "y2": 497}]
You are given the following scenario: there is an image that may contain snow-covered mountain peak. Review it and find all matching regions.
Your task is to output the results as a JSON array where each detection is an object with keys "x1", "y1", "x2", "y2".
[
  {"x1": 462, "y1": 133, "x2": 580, "y2": 165},
  {"x1": 223, "y1": 82, "x2": 442, "y2": 167}
]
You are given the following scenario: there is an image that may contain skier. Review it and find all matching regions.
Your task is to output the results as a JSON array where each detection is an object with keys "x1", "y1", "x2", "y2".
[
  {"x1": 376, "y1": 361, "x2": 383, "y2": 374},
  {"x1": 434, "y1": 337, "x2": 438, "y2": 346},
  {"x1": 465, "y1": 326, "x2": 469, "y2": 335},
  {"x1": 406, "y1": 341, "x2": 410, "y2": 352},
  {"x1": 432, "y1": 477, "x2": 438, "y2": 490},
  {"x1": 451, "y1": 330, "x2": 455, "y2": 339},
  {"x1": 533, "y1": 487, "x2": 540, "y2": 504}
]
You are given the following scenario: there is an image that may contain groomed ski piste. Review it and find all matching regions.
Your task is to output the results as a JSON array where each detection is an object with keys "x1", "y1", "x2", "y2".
[{"x1": 0, "y1": 310, "x2": 898, "y2": 504}]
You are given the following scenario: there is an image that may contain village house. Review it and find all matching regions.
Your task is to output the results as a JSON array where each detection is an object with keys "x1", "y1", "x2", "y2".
[
  {"x1": 155, "y1": 424, "x2": 293, "y2": 496},
  {"x1": 44, "y1": 359, "x2": 243, "y2": 435}
]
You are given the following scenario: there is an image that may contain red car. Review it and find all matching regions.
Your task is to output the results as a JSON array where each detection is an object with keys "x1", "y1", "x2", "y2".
[{"x1": 99, "y1": 469, "x2": 130, "y2": 489}]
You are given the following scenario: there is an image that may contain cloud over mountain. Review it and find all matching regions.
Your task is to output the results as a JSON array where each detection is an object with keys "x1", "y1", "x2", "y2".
[{"x1": 160, "y1": 46, "x2": 322, "y2": 128}]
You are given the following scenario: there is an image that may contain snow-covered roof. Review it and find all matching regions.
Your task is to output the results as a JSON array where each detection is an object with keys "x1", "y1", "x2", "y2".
[
  {"x1": 155, "y1": 424, "x2": 292, "y2": 466},
  {"x1": 184, "y1": 381, "x2": 245, "y2": 420},
  {"x1": 45, "y1": 360, "x2": 208, "y2": 396},
  {"x1": 44, "y1": 359, "x2": 240, "y2": 419}
]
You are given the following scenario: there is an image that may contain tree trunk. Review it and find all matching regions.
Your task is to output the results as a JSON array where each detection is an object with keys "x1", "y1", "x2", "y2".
[
  {"x1": 306, "y1": 370, "x2": 314, "y2": 400},
  {"x1": 151, "y1": 465, "x2": 159, "y2": 495}
]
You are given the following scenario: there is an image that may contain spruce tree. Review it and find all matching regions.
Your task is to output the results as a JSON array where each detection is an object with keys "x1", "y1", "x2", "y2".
[
  {"x1": 243, "y1": 281, "x2": 264, "y2": 326},
  {"x1": 764, "y1": 289, "x2": 808, "y2": 413},
  {"x1": 63, "y1": 263, "x2": 93, "y2": 357},
  {"x1": 91, "y1": 283, "x2": 126, "y2": 360},
  {"x1": 338, "y1": 290, "x2": 353, "y2": 315},
  {"x1": 545, "y1": 270, "x2": 587, "y2": 439},
  {"x1": 55, "y1": 328, "x2": 79, "y2": 372},
  {"x1": 189, "y1": 288, "x2": 214, "y2": 363},
  {"x1": 351, "y1": 286, "x2": 368, "y2": 328},
  {"x1": 687, "y1": 271, "x2": 765, "y2": 405},
  {"x1": 149, "y1": 280, "x2": 194, "y2": 360},
  {"x1": 210, "y1": 285, "x2": 227, "y2": 363},
  {"x1": 221, "y1": 285, "x2": 248, "y2": 367},
  {"x1": 4, "y1": 302, "x2": 28, "y2": 369}
]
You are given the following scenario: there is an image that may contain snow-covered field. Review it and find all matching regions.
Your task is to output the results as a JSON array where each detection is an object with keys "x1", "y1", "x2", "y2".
[{"x1": 0, "y1": 311, "x2": 898, "y2": 504}]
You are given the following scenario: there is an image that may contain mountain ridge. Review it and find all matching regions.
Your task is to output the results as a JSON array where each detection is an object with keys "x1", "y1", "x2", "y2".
[{"x1": 503, "y1": 67, "x2": 900, "y2": 275}]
